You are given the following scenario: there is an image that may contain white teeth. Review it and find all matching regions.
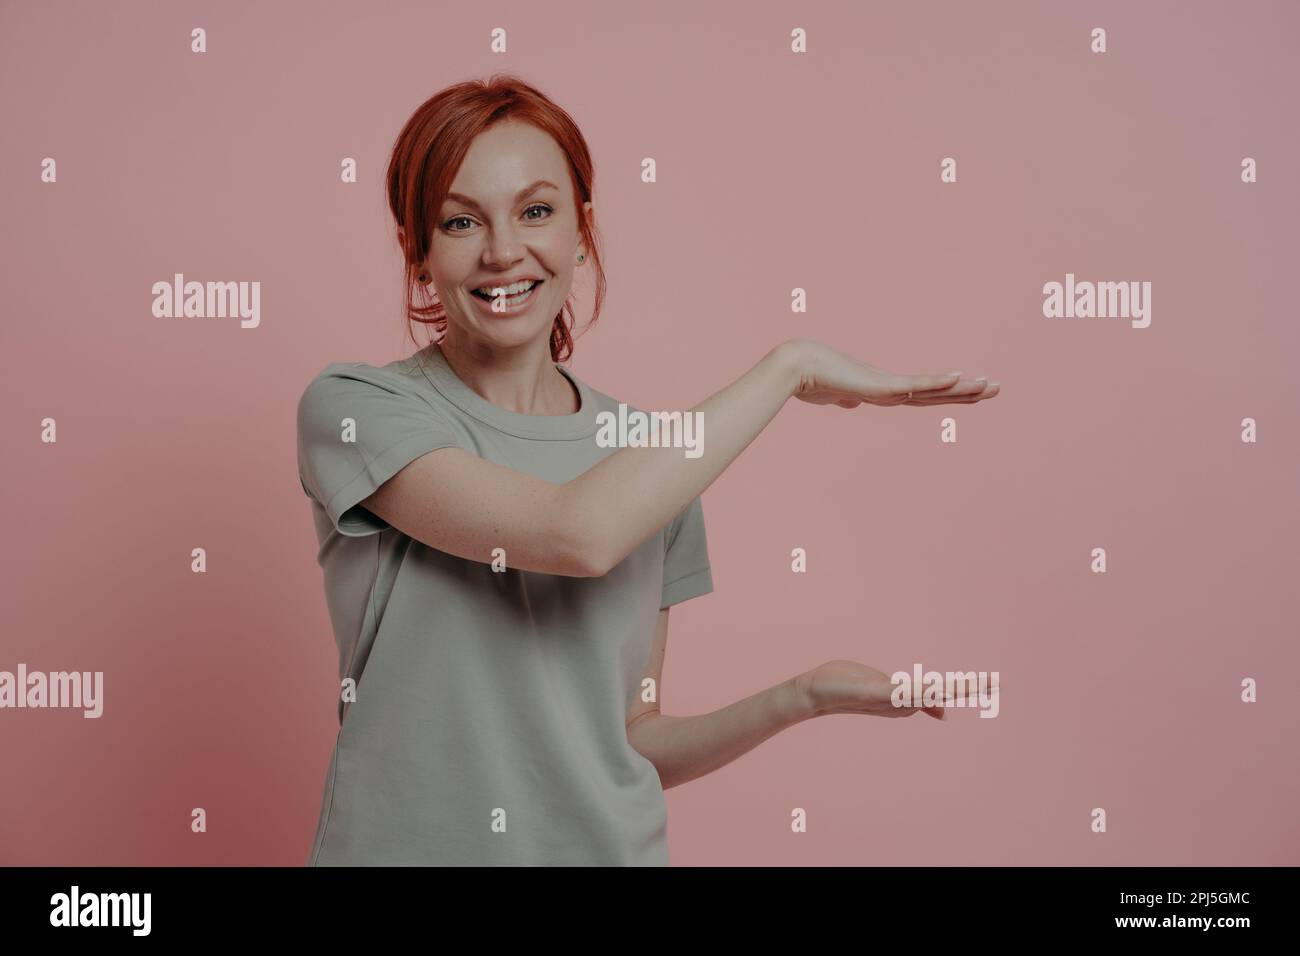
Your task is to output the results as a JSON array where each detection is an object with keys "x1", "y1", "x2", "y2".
[{"x1": 476, "y1": 279, "x2": 536, "y2": 296}]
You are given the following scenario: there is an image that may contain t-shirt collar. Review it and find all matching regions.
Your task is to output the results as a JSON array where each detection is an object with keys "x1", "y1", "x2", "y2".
[{"x1": 413, "y1": 343, "x2": 601, "y2": 441}]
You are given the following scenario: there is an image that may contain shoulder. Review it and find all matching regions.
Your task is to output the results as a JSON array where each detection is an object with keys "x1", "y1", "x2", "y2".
[
  {"x1": 299, "y1": 354, "x2": 427, "y2": 402},
  {"x1": 301, "y1": 354, "x2": 419, "y2": 390},
  {"x1": 296, "y1": 354, "x2": 440, "y2": 428}
]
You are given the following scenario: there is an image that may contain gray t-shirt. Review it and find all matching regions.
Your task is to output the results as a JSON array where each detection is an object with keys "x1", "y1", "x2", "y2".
[{"x1": 296, "y1": 343, "x2": 713, "y2": 865}]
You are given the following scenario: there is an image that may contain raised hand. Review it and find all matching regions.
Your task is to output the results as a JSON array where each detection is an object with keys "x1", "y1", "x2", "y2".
[
  {"x1": 783, "y1": 338, "x2": 1000, "y2": 409},
  {"x1": 792, "y1": 659, "x2": 1000, "y2": 721}
]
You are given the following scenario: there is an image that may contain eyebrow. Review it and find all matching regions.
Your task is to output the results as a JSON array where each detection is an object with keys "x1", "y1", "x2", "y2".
[{"x1": 444, "y1": 179, "x2": 559, "y2": 211}]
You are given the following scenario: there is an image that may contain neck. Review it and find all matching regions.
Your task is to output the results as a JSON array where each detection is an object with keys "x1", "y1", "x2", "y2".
[{"x1": 437, "y1": 333, "x2": 579, "y2": 416}]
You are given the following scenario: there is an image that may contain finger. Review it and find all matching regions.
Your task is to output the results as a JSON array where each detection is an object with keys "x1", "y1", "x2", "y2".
[
  {"x1": 897, "y1": 700, "x2": 966, "y2": 718},
  {"x1": 927, "y1": 378, "x2": 990, "y2": 396},
  {"x1": 907, "y1": 372, "x2": 964, "y2": 393},
  {"x1": 939, "y1": 686, "x2": 982, "y2": 705},
  {"x1": 878, "y1": 705, "x2": 919, "y2": 717},
  {"x1": 926, "y1": 682, "x2": 999, "y2": 707},
  {"x1": 912, "y1": 375, "x2": 1000, "y2": 397},
  {"x1": 893, "y1": 376, "x2": 981, "y2": 402},
  {"x1": 907, "y1": 383, "x2": 999, "y2": 404}
]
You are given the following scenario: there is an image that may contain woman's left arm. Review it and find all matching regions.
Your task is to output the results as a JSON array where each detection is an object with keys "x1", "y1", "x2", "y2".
[
  {"x1": 626, "y1": 608, "x2": 812, "y2": 790},
  {"x1": 628, "y1": 610, "x2": 971, "y2": 789}
]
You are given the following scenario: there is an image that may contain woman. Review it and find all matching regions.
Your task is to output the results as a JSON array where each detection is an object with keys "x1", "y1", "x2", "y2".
[{"x1": 297, "y1": 74, "x2": 1000, "y2": 866}]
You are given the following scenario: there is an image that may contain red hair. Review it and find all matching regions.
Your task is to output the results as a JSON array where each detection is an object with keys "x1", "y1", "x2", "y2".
[{"x1": 386, "y1": 74, "x2": 607, "y2": 362}]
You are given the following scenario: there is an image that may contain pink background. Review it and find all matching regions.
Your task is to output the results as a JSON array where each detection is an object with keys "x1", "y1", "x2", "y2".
[{"x1": 2, "y1": 0, "x2": 1296, "y2": 865}]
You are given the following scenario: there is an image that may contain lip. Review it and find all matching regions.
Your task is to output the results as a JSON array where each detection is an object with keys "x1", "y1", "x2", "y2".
[{"x1": 468, "y1": 278, "x2": 543, "y2": 317}]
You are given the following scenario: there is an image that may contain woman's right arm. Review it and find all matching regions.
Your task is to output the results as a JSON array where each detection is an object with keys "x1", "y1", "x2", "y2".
[{"x1": 360, "y1": 339, "x2": 992, "y2": 576}]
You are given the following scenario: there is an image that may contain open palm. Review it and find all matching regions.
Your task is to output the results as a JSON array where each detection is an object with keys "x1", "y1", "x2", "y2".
[
  {"x1": 794, "y1": 659, "x2": 999, "y2": 721},
  {"x1": 787, "y1": 339, "x2": 1000, "y2": 409}
]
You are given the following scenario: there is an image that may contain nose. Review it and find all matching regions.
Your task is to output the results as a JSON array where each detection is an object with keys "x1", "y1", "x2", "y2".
[{"x1": 482, "y1": 222, "x2": 524, "y2": 267}]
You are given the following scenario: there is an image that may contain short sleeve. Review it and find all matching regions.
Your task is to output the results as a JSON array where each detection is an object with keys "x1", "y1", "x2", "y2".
[
  {"x1": 660, "y1": 496, "x2": 714, "y2": 610},
  {"x1": 297, "y1": 363, "x2": 463, "y2": 537}
]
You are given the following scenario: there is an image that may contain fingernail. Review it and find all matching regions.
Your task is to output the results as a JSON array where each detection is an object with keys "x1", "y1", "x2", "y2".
[
  {"x1": 988, "y1": 380, "x2": 999, "y2": 388},
  {"x1": 975, "y1": 377, "x2": 988, "y2": 384},
  {"x1": 948, "y1": 370, "x2": 963, "y2": 377}
]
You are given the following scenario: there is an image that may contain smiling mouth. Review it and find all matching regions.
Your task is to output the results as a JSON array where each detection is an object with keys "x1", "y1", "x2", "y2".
[{"x1": 471, "y1": 279, "x2": 542, "y2": 302}]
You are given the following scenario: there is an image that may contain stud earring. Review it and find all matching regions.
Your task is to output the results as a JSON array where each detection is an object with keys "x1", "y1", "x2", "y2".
[{"x1": 576, "y1": 254, "x2": 585, "y2": 264}]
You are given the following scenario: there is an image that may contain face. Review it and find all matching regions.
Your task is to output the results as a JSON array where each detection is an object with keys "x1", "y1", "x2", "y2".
[{"x1": 414, "y1": 119, "x2": 592, "y2": 354}]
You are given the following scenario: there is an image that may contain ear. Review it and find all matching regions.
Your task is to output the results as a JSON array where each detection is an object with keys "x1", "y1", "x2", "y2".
[{"x1": 576, "y1": 202, "x2": 595, "y2": 259}]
